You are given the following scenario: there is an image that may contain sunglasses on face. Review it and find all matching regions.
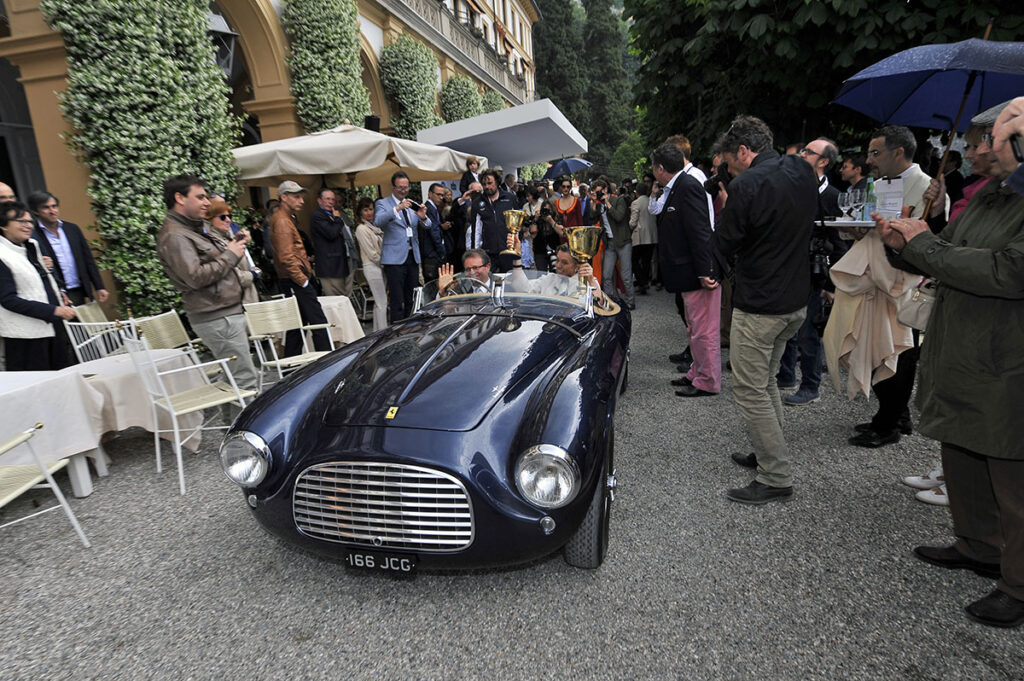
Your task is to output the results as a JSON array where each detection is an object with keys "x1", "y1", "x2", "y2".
[{"x1": 215, "y1": 214, "x2": 232, "y2": 221}]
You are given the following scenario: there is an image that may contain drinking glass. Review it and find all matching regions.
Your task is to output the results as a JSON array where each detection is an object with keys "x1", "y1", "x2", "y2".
[
  {"x1": 849, "y1": 189, "x2": 865, "y2": 221},
  {"x1": 837, "y1": 191, "x2": 852, "y2": 219}
]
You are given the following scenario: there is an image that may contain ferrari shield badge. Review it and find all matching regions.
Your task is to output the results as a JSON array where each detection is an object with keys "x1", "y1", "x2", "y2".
[{"x1": 385, "y1": 407, "x2": 398, "y2": 420}]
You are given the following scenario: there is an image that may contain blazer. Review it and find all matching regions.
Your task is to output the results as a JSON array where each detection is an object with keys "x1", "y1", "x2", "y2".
[
  {"x1": 32, "y1": 221, "x2": 104, "y2": 297},
  {"x1": 421, "y1": 200, "x2": 446, "y2": 259},
  {"x1": 656, "y1": 172, "x2": 715, "y2": 293},
  {"x1": 374, "y1": 195, "x2": 424, "y2": 266},
  {"x1": 310, "y1": 208, "x2": 359, "y2": 279}
]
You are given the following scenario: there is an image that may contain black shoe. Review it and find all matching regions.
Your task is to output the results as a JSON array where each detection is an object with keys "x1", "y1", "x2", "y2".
[
  {"x1": 668, "y1": 349, "x2": 693, "y2": 363},
  {"x1": 965, "y1": 589, "x2": 1024, "y2": 628},
  {"x1": 676, "y1": 362, "x2": 693, "y2": 374},
  {"x1": 731, "y1": 452, "x2": 757, "y2": 468},
  {"x1": 675, "y1": 384, "x2": 715, "y2": 397},
  {"x1": 913, "y1": 545, "x2": 1002, "y2": 579},
  {"x1": 848, "y1": 429, "x2": 900, "y2": 448},
  {"x1": 670, "y1": 376, "x2": 692, "y2": 387},
  {"x1": 854, "y1": 418, "x2": 913, "y2": 435},
  {"x1": 726, "y1": 480, "x2": 793, "y2": 505}
]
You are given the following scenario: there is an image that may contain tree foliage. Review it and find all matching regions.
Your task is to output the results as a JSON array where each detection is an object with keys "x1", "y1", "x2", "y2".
[
  {"x1": 379, "y1": 34, "x2": 443, "y2": 139},
  {"x1": 480, "y1": 89, "x2": 506, "y2": 113},
  {"x1": 439, "y1": 75, "x2": 483, "y2": 122},
  {"x1": 41, "y1": 0, "x2": 242, "y2": 315},
  {"x1": 533, "y1": 0, "x2": 591, "y2": 133},
  {"x1": 626, "y1": 0, "x2": 1024, "y2": 158},
  {"x1": 582, "y1": 0, "x2": 635, "y2": 171},
  {"x1": 283, "y1": 0, "x2": 371, "y2": 132},
  {"x1": 519, "y1": 162, "x2": 549, "y2": 182}
]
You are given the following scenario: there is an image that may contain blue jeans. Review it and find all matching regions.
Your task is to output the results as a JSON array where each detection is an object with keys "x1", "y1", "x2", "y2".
[{"x1": 777, "y1": 289, "x2": 823, "y2": 392}]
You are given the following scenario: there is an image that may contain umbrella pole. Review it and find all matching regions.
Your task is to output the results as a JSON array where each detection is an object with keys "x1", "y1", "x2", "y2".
[
  {"x1": 348, "y1": 173, "x2": 357, "y2": 217},
  {"x1": 923, "y1": 70, "x2": 977, "y2": 217},
  {"x1": 923, "y1": 23, "x2": 992, "y2": 217}
]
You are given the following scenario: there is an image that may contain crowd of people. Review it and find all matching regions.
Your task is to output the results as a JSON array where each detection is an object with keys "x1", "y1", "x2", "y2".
[{"x1": 2, "y1": 93, "x2": 1023, "y2": 629}]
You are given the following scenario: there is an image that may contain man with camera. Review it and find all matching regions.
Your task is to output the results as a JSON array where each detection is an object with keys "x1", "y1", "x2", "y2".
[
  {"x1": 776, "y1": 137, "x2": 844, "y2": 406},
  {"x1": 376, "y1": 171, "x2": 429, "y2": 322},
  {"x1": 591, "y1": 178, "x2": 635, "y2": 309}
]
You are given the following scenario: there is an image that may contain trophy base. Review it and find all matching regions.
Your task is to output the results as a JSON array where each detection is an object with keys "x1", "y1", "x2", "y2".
[{"x1": 499, "y1": 248, "x2": 519, "y2": 256}]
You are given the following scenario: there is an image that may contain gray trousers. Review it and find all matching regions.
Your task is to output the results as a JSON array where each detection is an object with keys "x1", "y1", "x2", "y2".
[
  {"x1": 943, "y1": 442, "x2": 1024, "y2": 601},
  {"x1": 320, "y1": 274, "x2": 354, "y2": 297},
  {"x1": 730, "y1": 308, "x2": 806, "y2": 488},
  {"x1": 191, "y1": 313, "x2": 258, "y2": 392},
  {"x1": 602, "y1": 241, "x2": 635, "y2": 306}
]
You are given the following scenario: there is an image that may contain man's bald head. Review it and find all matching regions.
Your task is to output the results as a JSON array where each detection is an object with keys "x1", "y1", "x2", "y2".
[{"x1": 0, "y1": 183, "x2": 15, "y2": 203}]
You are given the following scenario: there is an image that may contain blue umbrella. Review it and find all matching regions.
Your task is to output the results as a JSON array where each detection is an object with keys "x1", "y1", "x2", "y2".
[
  {"x1": 833, "y1": 38, "x2": 1024, "y2": 131},
  {"x1": 541, "y1": 157, "x2": 593, "y2": 180}
]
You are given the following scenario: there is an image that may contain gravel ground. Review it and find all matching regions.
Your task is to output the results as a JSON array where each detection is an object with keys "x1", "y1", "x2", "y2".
[{"x1": 1, "y1": 289, "x2": 1020, "y2": 680}]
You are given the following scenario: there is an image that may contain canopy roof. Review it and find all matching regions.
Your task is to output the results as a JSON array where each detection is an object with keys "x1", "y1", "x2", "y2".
[
  {"x1": 416, "y1": 99, "x2": 586, "y2": 171},
  {"x1": 232, "y1": 125, "x2": 488, "y2": 188}
]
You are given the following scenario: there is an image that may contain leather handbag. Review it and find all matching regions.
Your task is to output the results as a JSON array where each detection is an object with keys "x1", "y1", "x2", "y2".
[{"x1": 897, "y1": 277, "x2": 938, "y2": 331}]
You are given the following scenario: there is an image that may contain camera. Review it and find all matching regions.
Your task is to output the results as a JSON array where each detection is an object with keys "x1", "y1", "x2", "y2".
[
  {"x1": 809, "y1": 227, "x2": 835, "y2": 287},
  {"x1": 407, "y1": 200, "x2": 422, "y2": 211},
  {"x1": 596, "y1": 190, "x2": 605, "y2": 201},
  {"x1": 704, "y1": 166, "x2": 731, "y2": 197}
]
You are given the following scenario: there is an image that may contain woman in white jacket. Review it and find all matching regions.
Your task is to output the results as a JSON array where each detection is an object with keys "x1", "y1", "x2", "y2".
[
  {"x1": 0, "y1": 202, "x2": 77, "y2": 370},
  {"x1": 353, "y1": 197, "x2": 388, "y2": 331}
]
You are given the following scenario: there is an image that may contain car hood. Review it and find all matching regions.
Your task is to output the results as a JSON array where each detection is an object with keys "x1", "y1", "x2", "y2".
[{"x1": 322, "y1": 312, "x2": 582, "y2": 431}]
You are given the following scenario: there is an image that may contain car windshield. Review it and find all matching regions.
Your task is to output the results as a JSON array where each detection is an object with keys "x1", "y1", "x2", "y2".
[{"x1": 419, "y1": 270, "x2": 591, "y2": 318}]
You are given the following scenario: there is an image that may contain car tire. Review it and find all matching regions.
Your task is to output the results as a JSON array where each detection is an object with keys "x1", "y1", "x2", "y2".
[
  {"x1": 564, "y1": 431, "x2": 613, "y2": 569},
  {"x1": 619, "y1": 360, "x2": 628, "y2": 395}
]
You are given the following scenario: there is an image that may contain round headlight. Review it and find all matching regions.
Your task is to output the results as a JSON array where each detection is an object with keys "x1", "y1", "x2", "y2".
[
  {"x1": 220, "y1": 431, "x2": 270, "y2": 487},
  {"x1": 515, "y1": 445, "x2": 580, "y2": 509}
]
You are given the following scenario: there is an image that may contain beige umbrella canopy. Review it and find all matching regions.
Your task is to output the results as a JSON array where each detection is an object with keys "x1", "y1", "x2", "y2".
[{"x1": 231, "y1": 124, "x2": 487, "y2": 190}]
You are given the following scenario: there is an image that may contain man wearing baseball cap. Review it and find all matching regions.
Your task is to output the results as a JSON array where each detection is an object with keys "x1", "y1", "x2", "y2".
[{"x1": 270, "y1": 180, "x2": 331, "y2": 356}]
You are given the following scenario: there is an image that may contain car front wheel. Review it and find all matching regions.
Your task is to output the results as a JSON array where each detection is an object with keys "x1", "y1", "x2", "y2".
[{"x1": 564, "y1": 431, "x2": 613, "y2": 568}]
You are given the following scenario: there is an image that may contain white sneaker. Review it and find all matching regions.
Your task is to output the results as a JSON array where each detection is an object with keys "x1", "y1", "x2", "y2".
[
  {"x1": 916, "y1": 483, "x2": 949, "y2": 506},
  {"x1": 903, "y1": 468, "x2": 944, "y2": 490}
]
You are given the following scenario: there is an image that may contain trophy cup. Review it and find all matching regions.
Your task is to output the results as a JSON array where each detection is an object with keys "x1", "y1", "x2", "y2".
[
  {"x1": 567, "y1": 226, "x2": 603, "y2": 291},
  {"x1": 501, "y1": 209, "x2": 527, "y2": 256}
]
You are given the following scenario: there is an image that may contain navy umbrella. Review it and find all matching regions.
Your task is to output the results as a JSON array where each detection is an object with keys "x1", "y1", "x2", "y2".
[
  {"x1": 833, "y1": 38, "x2": 1024, "y2": 132},
  {"x1": 541, "y1": 157, "x2": 593, "y2": 180}
]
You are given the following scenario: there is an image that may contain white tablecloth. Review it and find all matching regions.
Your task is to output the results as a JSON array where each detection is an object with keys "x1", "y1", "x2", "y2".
[
  {"x1": 0, "y1": 371, "x2": 105, "y2": 496},
  {"x1": 318, "y1": 295, "x2": 366, "y2": 345},
  {"x1": 60, "y1": 348, "x2": 206, "y2": 451}
]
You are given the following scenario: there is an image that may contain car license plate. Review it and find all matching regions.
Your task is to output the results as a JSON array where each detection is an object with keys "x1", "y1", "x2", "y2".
[{"x1": 343, "y1": 549, "x2": 417, "y2": 574}]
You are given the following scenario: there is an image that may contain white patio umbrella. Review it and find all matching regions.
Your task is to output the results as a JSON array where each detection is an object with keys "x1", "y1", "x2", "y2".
[{"x1": 232, "y1": 124, "x2": 487, "y2": 198}]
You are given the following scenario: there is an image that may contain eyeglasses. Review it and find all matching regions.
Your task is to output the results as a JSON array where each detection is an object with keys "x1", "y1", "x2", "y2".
[
  {"x1": 981, "y1": 132, "x2": 995, "y2": 145},
  {"x1": 11, "y1": 218, "x2": 35, "y2": 224},
  {"x1": 866, "y1": 148, "x2": 889, "y2": 158},
  {"x1": 465, "y1": 264, "x2": 488, "y2": 273},
  {"x1": 798, "y1": 148, "x2": 822, "y2": 159},
  {"x1": 215, "y1": 214, "x2": 232, "y2": 221}
]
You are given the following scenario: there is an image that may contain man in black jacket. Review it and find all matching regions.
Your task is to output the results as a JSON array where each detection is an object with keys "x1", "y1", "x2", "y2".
[
  {"x1": 310, "y1": 188, "x2": 359, "y2": 296},
  {"x1": 650, "y1": 143, "x2": 721, "y2": 397},
  {"x1": 28, "y1": 191, "x2": 108, "y2": 306},
  {"x1": 713, "y1": 115, "x2": 819, "y2": 505},
  {"x1": 466, "y1": 170, "x2": 518, "y2": 272}
]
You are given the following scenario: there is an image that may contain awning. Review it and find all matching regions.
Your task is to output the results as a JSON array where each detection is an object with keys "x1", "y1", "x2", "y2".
[{"x1": 416, "y1": 99, "x2": 587, "y2": 173}]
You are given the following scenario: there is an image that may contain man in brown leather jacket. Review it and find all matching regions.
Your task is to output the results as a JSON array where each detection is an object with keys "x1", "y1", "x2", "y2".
[
  {"x1": 156, "y1": 174, "x2": 257, "y2": 390},
  {"x1": 269, "y1": 180, "x2": 331, "y2": 356}
]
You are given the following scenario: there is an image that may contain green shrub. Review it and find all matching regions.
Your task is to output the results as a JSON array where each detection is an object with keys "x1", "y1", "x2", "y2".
[
  {"x1": 481, "y1": 89, "x2": 506, "y2": 113},
  {"x1": 379, "y1": 35, "x2": 443, "y2": 139},
  {"x1": 283, "y1": 0, "x2": 371, "y2": 132},
  {"x1": 439, "y1": 75, "x2": 482, "y2": 123},
  {"x1": 41, "y1": 0, "x2": 242, "y2": 316}
]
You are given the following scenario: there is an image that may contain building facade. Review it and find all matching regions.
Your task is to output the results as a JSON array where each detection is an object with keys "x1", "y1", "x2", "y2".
[{"x1": 0, "y1": 0, "x2": 539, "y2": 288}]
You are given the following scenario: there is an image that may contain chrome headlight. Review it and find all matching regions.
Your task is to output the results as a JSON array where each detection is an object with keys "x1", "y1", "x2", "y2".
[
  {"x1": 220, "y1": 431, "x2": 271, "y2": 487},
  {"x1": 515, "y1": 445, "x2": 580, "y2": 509}
]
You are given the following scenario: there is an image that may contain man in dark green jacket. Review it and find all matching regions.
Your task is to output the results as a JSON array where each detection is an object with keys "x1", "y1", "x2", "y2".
[{"x1": 877, "y1": 100, "x2": 1024, "y2": 629}]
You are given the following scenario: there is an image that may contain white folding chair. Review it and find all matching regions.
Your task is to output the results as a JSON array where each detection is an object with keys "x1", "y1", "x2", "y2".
[
  {"x1": 0, "y1": 424, "x2": 90, "y2": 548},
  {"x1": 121, "y1": 336, "x2": 257, "y2": 495},
  {"x1": 133, "y1": 310, "x2": 221, "y2": 378},
  {"x1": 65, "y1": 319, "x2": 138, "y2": 363},
  {"x1": 73, "y1": 301, "x2": 108, "y2": 323},
  {"x1": 243, "y1": 296, "x2": 334, "y2": 391}
]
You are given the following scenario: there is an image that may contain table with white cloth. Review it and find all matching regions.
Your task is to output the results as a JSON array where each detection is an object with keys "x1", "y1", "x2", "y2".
[
  {"x1": 0, "y1": 371, "x2": 105, "y2": 497},
  {"x1": 59, "y1": 348, "x2": 207, "y2": 452},
  {"x1": 318, "y1": 295, "x2": 366, "y2": 345}
]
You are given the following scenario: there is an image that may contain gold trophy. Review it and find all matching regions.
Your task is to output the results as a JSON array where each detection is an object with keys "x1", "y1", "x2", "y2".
[
  {"x1": 567, "y1": 226, "x2": 603, "y2": 290},
  {"x1": 501, "y1": 209, "x2": 527, "y2": 256}
]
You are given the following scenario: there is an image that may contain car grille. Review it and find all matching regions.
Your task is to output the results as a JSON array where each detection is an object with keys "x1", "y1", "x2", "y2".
[{"x1": 293, "y1": 462, "x2": 474, "y2": 552}]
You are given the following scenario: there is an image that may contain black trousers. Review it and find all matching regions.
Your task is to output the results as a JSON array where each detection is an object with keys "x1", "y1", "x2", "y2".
[
  {"x1": 421, "y1": 255, "x2": 442, "y2": 287},
  {"x1": 279, "y1": 278, "x2": 331, "y2": 356},
  {"x1": 4, "y1": 333, "x2": 70, "y2": 371},
  {"x1": 384, "y1": 251, "x2": 419, "y2": 323},
  {"x1": 870, "y1": 332, "x2": 920, "y2": 432}
]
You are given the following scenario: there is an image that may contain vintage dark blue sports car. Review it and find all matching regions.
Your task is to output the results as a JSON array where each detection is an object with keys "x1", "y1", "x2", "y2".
[{"x1": 220, "y1": 272, "x2": 631, "y2": 572}]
